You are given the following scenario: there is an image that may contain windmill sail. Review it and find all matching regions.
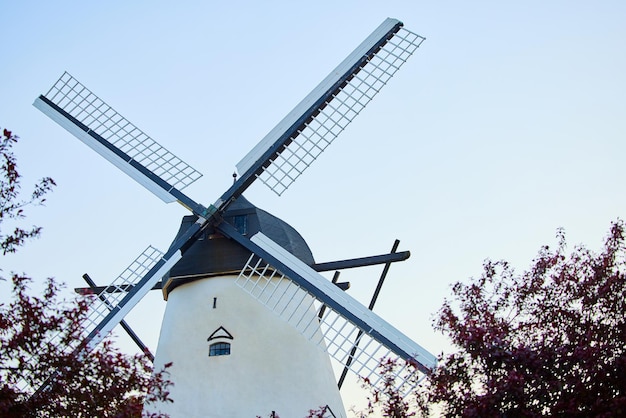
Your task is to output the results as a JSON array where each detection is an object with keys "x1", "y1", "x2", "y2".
[
  {"x1": 234, "y1": 18, "x2": 425, "y2": 197},
  {"x1": 33, "y1": 73, "x2": 203, "y2": 211},
  {"x1": 218, "y1": 223, "x2": 436, "y2": 393},
  {"x1": 16, "y1": 246, "x2": 164, "y2": 393}
]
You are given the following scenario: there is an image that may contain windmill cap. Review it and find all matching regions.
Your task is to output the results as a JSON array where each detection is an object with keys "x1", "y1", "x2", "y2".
[{"x1": 162, "y1": 195, "x2": 314, "y2": 298}]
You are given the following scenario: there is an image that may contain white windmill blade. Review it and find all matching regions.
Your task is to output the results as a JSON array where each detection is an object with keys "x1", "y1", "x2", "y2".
[
  {"x1": 224, "y1": 228, "x2": 436, "y2": 393},
  {"x1": 17, "y1": 246, "x2": 164, "y2": 393},
  {"x1": 235, "y1": 18, "x2": 425, "y2": 196},
  {"x1": 33, "y1": 72, "x2": 203, "y2": 211},
  {"x1": 78, "y1": 246, "x2": 173, "y2": 352}
]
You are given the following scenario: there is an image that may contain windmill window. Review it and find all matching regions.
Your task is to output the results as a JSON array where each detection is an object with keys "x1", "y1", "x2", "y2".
[
  {"x1": 231, "y1": 215, "x2": 247, "y2": 235},
  {"x1": 209, "y1": 342, "x2": 231, "y2": 356}
]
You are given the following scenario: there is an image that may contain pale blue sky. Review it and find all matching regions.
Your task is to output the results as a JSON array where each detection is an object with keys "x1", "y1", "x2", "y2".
[{"x1": 2, "y1": 0, "x2": 625, "y2": 409}]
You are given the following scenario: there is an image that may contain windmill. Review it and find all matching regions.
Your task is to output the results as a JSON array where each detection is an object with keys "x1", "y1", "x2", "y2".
[{"x1": 32, "y1": 17, "x2": 436, "y2": 417}]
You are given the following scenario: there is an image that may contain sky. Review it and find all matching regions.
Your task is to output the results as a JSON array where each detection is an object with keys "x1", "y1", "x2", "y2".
[{"x1": 2, "y1": 0, "x2": 626, "y2": 411}]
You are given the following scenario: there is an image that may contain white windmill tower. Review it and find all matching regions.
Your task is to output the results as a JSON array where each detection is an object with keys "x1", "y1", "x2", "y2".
[
  {"x1": 153, "y1": 196, "x2": 347, "y2": 416},
  {"x1": 31, "y1": 18, "x2": 436, "y2": 417}
]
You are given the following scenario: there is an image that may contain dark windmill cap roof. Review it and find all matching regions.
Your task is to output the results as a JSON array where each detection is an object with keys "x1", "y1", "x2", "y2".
[{"x1": 162, "y1": 195, "x2": 314, "y2": 298}]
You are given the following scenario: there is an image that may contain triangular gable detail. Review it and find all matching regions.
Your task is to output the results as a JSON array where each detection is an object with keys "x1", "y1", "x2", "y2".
[{"x1": 207, "y1": 326, "x2": 234, "y2": 341}]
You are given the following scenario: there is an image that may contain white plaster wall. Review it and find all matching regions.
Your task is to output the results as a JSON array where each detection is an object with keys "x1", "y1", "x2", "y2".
[{"x1": 146, "y1": 275, "x2": 346, "y2": 418}]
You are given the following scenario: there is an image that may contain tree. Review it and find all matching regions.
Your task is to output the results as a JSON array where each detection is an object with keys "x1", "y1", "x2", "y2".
[
  {"x1": 353, "y1": 221, "x2": 626, "y2": 417},
  {"x1": 419, "y1": 221, "x2": 626, "y2": 417},
  {"x1": 0, "y1": 128, "x2": 54, "y2": 254},
  {"x1": 0, "y1": 128, "x2": 172, "y2": 417},
  {"x1": 354, "y1": 358, "x2": 417, "y2": 418}
]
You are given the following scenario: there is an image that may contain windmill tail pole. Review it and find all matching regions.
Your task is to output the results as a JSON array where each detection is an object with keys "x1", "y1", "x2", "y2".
[
  {"x1": 337, "y1": 239, "x2": 401, "y2": 389},
  {"x1": 368, "y1": 240, "x2": 400, "y2": 310},
  {"x1": 318, "y1": 272, "x2": 341, "y2": 319}
]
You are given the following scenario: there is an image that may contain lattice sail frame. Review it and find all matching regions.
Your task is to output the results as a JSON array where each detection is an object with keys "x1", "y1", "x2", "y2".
[
  {"x1": 236, "y1": 252, "x2": 424, "y2": 397},
  {"x1": 238, "y1": 25, "x2": 425, "y2": 196},
  {"x1": 78, "y1": 246, "x2": 164, "y2": 335},
  {"x1": 14, "y1": 246, "x2": 163, "y2": 393},
  {"x1": 41, "y1": 72, "x2": 202, "y2": 192}
]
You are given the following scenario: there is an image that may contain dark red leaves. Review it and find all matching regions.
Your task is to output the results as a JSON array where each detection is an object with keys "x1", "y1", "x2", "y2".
[
  {"x1": 357, "y1": 222, "x2": 626, "y2": 417},
  {"x1": 0, "y1": 274, "x2": 174, "y2": 417},
  {"x1": 0, "y1": 129, "x2": 172, "y2": 416},
  {"x1": 0, "y1": 127, "x2": 56, "y2": 254},
  {"x1": 419, "y1": 220, "x2": 626, "y2": 417}
]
